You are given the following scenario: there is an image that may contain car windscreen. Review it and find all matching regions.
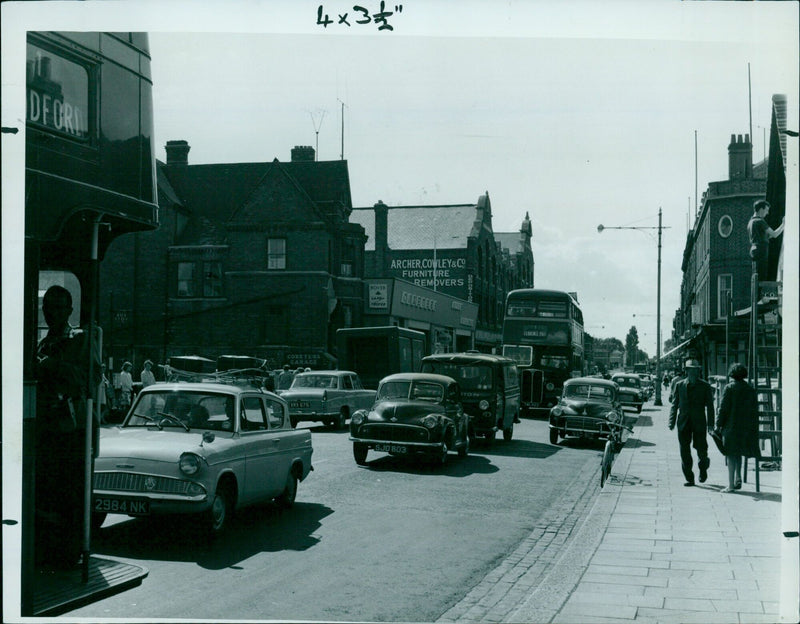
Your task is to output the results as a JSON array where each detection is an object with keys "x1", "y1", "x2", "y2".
[
  {"x1": 126, "y1": 391, "x2": 234, "y2": 431},
  {"x1": 565, "y1": 384, "x2": 613, "y2": 401},
  {"x1": 422, "y1": 362, "x2": 492, "y2": 391},
  {"x1": 292, "y1": 375, "x2": 337, "y2": 389},
  {"x1": 376, "y1": 380, "x2": 444, "y2": 403}
]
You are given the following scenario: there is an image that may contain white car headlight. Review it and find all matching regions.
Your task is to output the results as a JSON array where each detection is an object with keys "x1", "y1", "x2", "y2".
[
  {"x1": 351, "y1": 410, "x2": 366, "y2": 426},
  {"x1": 606, "y1": 411, "x2": 620, "y2": 423},
  {"x1": 546, "y1": 382, "x2": 555, "y2": 391},
  {"x1": 421, "y1": 415, "x2": 439, "y2": 429},
  {"x1": 478, "y1": 399, "x2": 490, "y2": 411},
  {"x1": 551, "y1": 407, "x2": 562, "y2": 417},
  {"x1": 179, "y1": 452, "x2": 202, "y2": 476}
]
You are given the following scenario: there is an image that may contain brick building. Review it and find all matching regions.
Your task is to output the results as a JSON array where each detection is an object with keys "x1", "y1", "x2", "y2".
[
  {"x1": 670, "y1": 95, "x2": 788, "y2": 377},
  {"x1": 350, "y1": 193, "x2": 534, "y2": 352},
  {"x1": 99, "y1": 141, "x2": 367, "y2": 371}
]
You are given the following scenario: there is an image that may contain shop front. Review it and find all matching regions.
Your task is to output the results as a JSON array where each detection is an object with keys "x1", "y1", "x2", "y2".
[{"x1": 363, "y1": 279, "x2": 478, "y2": 354}]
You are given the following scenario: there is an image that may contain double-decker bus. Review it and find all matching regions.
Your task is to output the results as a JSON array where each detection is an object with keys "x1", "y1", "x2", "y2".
[
  {"x1": 501, "y1": 289, "x2": 585, "y2": 415},
  {"x1": 21, "y1": 31, "x2": 158, "y2": 615}
]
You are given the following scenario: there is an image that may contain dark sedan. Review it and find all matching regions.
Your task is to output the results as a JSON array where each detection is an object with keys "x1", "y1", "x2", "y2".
[
  {"x1": 548, "y1": 377, "x2": 630, "y2": 448},
  {"x1": 349, "y1": 373, "x2": 470, "y2": 466}
]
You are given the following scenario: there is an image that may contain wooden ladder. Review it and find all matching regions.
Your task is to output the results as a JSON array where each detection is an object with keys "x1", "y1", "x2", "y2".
[{"x1": 744, "y1": 273, "x2": 782, "y2": 492}]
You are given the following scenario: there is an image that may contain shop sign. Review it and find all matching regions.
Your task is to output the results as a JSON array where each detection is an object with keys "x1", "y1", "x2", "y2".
[{"x1": 368, "y1": 283, "x2": 389, "y2": 309}]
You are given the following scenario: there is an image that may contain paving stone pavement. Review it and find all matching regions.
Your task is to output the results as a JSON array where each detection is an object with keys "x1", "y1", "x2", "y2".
[{"x1": 437, "y1": 399, "x2": 793, "y2": 623}]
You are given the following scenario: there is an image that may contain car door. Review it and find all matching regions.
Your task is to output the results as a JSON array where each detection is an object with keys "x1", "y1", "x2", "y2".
[
  {"x1": 502, "y1": 364, "x2": 521, "y2": 428},
  {"x1": 239, "y1": 394, "x2": 282, "y2": 502}
]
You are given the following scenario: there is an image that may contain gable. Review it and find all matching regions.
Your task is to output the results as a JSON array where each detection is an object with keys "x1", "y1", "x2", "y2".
[{"x1": 229, "y1": 161, "x2": 326, "y2": 226}]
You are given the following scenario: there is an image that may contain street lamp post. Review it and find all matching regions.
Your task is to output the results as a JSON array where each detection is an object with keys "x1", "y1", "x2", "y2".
[{"x1": 598, "y1": 208, "x2": 668, "y2": 405}]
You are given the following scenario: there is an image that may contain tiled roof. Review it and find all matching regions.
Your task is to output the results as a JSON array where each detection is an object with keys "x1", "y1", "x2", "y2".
[
  {"x1": 351, "y1": 204, "x2": 477, "y2": 251},
  {"x1": 162, "y1": 158, "x2": 352, "y2": 223}
]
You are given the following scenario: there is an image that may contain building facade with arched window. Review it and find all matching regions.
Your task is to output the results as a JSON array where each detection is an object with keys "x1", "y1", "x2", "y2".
[{"x1": 351, "y1": 192, "x2": 534, "y2": 352}]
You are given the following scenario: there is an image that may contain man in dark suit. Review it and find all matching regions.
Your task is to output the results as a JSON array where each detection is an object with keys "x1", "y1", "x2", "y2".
[{"x1": 668, "y1": 358, "x2": 715, "y2": 486}]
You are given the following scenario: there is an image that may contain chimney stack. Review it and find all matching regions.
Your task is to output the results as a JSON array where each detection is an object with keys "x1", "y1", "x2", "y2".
[
  {"x1": 291, "y1": 145, "x2": 316, "y2": 162},
  {"x1": 728, "y1": 133, "x2": 752, "y2": 180},
  {"x1": 374, "y1": 200, "x2": 389, "y2": 273},
  {"x1": 165, "y1": 140, "x2": 190, "y2": 166}
]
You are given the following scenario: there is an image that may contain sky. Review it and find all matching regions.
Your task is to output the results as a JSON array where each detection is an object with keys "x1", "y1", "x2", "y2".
[{"x1": 2, "y1": 0, "x2": 799, "y2": 357}]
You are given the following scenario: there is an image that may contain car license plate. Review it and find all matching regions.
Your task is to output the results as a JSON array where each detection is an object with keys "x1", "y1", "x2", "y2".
[
  {"x1": 375, "y1": 443, "x2": 407, "y2": 454},
  {"x1": 290, "y1": 401, "x2": 310, "y2": 408},
  {"x1": 94, "y1": 496, "x2": 150, "y2": 515}
]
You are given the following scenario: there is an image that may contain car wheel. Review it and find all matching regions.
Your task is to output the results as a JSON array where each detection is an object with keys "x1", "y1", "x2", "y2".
[
  {"x1": 549, "y1": 427, "x2": 559, "y2": 445},
  {"x1": 337, "y1": 409, "x2": 348, "y2": 430},
  {"x1": 503, "y1": 422, "x2": 514, "y2": 441},
  {"x1": 353, "y1": 442, "x2": 368, "y2": 465},
  {"x1": 636, "y1": 404, "x2": 642, "y2": 414},
  {"x1": 91, "y1": 512, "x2": 107, "y2": 533},
  {"x1": 276, "y1": 470, "x2": 298, "y2": 509},
  {"x1": 205, "y1": 482, "x2": 232, "y2": 535},
  {"x1": 458, "y1": 432, "x2": 470, "y2": 457}
]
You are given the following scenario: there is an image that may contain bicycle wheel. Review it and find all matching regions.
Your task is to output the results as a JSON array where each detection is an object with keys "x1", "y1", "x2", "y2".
[{"x1": 601, "y1": 439, "x2": 614, "y2": 487}]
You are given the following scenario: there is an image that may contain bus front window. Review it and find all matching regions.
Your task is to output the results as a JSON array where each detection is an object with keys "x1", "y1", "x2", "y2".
[{"x1": 502, "y1": 345, "x2": 532, "y2": 367}]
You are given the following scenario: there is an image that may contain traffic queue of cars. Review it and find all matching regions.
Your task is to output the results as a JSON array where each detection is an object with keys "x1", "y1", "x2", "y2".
[{"x1": 91, "y1": 353, "x2": 646, "y2": 535}]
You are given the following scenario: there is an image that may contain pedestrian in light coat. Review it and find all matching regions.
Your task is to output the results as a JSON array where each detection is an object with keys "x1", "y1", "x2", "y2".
[{"x1": 668, "y1": 358, "x2": 715, "y2": 486}]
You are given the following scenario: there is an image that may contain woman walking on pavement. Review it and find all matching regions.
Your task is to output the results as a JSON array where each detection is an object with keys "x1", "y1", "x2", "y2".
[{"x1": 715, "y1": 362, "x2": 761, "y2": 492}]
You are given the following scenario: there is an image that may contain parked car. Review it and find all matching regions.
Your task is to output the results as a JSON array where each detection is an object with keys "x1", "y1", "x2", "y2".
[
  {"x1": 349, "y1": 373, "x2": 470, "y2": 466},
  {"x1": 610, "y1": 373, "x2": 645, "y2": 413},
  {"x1": 548, "y1": 377, "x2": 632, "y2": 447},
  {"x1": 637, "y1": 373, "x2": 654, "y2": 399},
  {"x1": 420, "y1": 352, "x2": 519, "y2": 442},
  {"x1": 277, "y1": 370, "x2": 376, "y2": 429},
  {"x1": 93, "y1": 381, "x2": 314, "y2": 535}
]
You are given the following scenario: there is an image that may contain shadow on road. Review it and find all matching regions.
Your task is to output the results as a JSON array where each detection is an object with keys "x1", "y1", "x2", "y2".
[
  {"x1": 359, "y1": 452, "x2": 499, "y2": 476},
  {"x1": 471, "y1": 438, "x2": 563, "y2": 459},
  {"x1": 92, "y1": 501, "x2": 334, "y2": 569}
]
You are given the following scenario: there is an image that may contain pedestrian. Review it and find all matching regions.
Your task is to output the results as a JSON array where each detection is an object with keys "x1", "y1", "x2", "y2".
[
  {"x1": 747, "y1": 199, "x2": 784, "y2": 279},
  {"x1": 119, "y1": 361, "x2": 134, "y2": 411},
  {"x1": 715, "y1": 362, "x2": 761, "y2": 493},
  {"x1": 668, "y1": 358, "x2": 715, "y2": 486},
  {"x1": 140, "y1": 359, "x2": 156, "y2": 388},
  {"x1": 98, "y1": 362, "x2": 111, "y2": 424},
  {"x1": 34, "y1": 285, "x2": 101, "y2": 567},
  {"x1": 277, "y1": 364, "x2": 294, "y2": 390}
]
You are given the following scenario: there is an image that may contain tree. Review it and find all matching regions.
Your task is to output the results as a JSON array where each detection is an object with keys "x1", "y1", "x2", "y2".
[{"x1": 625, "y1": 326, "x2": 640, "y2": 367}]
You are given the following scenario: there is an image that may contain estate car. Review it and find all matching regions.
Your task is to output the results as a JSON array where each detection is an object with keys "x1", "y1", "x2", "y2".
[{"x1": 349, "y1": 373, "x2": 470, "y2": 466}]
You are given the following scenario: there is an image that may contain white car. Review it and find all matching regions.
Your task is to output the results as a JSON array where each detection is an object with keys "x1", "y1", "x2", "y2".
[
  {"x1": 93, "y1": 381, "x2": 314, "y2": 535},
  {"x1": 278, "y1": 370, "x2": 376, "y2": 429}
]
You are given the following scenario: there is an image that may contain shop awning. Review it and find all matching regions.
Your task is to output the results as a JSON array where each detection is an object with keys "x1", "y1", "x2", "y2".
[{"x1": 660, "y1": 338, "x2": 693, "y2": 360}]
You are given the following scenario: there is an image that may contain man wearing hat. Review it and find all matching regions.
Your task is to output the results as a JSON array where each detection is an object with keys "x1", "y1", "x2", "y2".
[{"x1": 668, "y1": 358, "x2": 715, "y2": 486}]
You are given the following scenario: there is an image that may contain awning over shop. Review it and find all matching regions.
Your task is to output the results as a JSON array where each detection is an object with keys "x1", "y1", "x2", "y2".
[{"x1": 660, "y1": 338, "x2": 692, "y2": 360}]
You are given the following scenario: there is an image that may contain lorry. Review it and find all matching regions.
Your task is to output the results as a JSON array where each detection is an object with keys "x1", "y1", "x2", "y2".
[{"x1": 336, "y1": 326, "x2": 427, "y2": 391}]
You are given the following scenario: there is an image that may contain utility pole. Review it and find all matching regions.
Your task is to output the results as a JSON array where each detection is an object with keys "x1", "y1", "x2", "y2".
[{"x1": 338, "y1": 99, "x2": 346, "y2": 160}]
